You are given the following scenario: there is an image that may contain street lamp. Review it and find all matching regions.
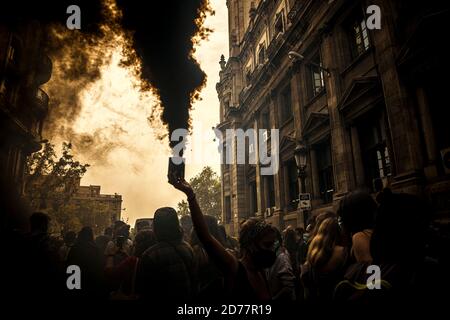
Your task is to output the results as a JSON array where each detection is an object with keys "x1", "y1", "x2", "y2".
[
  {"x1": 288, "y1": 51, "x2": 330, "y2": 76},
  {"x1": 294, "y1": 143, "x2": 307, "y2": 192}
]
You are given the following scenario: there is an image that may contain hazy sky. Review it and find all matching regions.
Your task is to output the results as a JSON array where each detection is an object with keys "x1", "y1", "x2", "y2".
[{"x1": 71, "y1": 0, "x2": 228, "y2": 226}]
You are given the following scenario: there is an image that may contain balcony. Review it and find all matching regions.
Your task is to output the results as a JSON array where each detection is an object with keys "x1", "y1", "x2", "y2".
[
  {"x1": 33, "y1": 88, "x2": 49, "y2": 118},
  {"x1": 35, "y1": 55, "x2": 52, "y2": 85}
]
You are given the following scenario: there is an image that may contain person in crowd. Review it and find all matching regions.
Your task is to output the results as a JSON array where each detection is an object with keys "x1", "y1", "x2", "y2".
[
  {"x1": 295, "y1": 227, "x2": 307, "y2": 266},
  {"x1": 26, "y1": 212, "x2": 63, "y2": 297},
  {"x1": 337, "y1": 191, "x2": 376, "y2": 263},
  {"x1": 105, "y1": 223, "x2": 133, "y2": 266},
  {"x1": 267, "y1": 229, "x2": 296, "y2": 301},
  {"x1": 105, "y1": 230, "x2": 156, "y2": 300},
  {"x1": 301, "y1": 217, "x2": 348, "y2": 303},
  {"x1": 180, "y1": 215, "x2": 193, "y2": 242},
  {"x1": 67, "y1": 226, "x2": 106, "y2": 298},
  {"x1": 334, "y1": 190, "x2": 437, "y2": 304},
  {"x1": 369, "y1": 189, "x2": 437, "y2": 301},
  {"x1": 217, "y1": 224, "x2": 230, "y2": 248},
  {"x1": 308, "y1": 211, "x2": 336, "y2": 243},
  {"x1": 218, "y1": 224, "x2": 240, "y2": 253},
  {"x1": 95, "y1": 227, "x2": 112, "y2": 257},
  {"x1": 169, "y1": 174, "x2": 277, "y2": 302},
  {"x1": 283, "y1": 226, "x2": 300, "y2": 273},
  {"x1": 136, "y1": 207, "x2": 198, "y2": 301},
  {"x1": 190, "y1": 215, "x2": 225, "y2": 301},
  {"x1": 59, "y1": 230, "x2": 76, "y2": 263}
]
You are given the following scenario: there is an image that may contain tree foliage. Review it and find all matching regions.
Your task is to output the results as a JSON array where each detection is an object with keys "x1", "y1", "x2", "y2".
[
  {"x1": 176, "y1": 166, "x2": 221, "y2": 221},
  {"x1": 24, "y1": 142, "x2": 90, "y2": 234}
]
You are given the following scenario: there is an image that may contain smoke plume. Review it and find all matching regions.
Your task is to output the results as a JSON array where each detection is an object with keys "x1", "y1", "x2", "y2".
[{"x1": 3, "y1": 0, "x2": 212, "y2": 152}]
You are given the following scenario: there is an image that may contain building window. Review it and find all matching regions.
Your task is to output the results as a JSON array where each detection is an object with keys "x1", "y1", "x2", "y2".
[
  {"x1": 224, "y1": 196, "x2": 231, "y2": 223},
  {"x1": 358, "y1": 111, "x2": 392, "y2": 192},
  {"x1": 287, "y1": 160, "x2": 299, "y2": 208},
  {"x1": 349, "y1": 13, "x2": 371, "y2": 58},
  {"x1": 274, "y1": 12, "x2": 284, "y2": 38},
  {"x1": 258, "y1": 44, "x2": 265, "y2": 65},
  {"x1": 310, "y1": 52, "x2": 325, "y2": 96},
  {"x1": 279, "y1": 84, "x2": 292, "y2": 124},
  {"x1": 315, "y1": 141, "x2": 334, "y2": 203}
]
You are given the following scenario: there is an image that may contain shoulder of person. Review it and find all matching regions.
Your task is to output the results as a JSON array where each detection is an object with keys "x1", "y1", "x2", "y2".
[{"x1": 352, "y1": 231, "x2": 372, "y2": 243}]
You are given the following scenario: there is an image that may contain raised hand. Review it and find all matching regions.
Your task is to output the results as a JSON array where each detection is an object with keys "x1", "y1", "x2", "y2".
[{"x1": 168, "y1": 173, "x2": 194, "y2": 197}]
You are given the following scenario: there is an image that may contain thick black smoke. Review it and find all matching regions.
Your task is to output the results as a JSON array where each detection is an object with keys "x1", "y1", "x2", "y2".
[
  {"x1": 3, "y1": 0, "x2": 211, "y2": 149},
  {"x1": 1, "y1": 1, "x2": 104, "y2": 34},
  {"x1": 115, "y1": 0, "x2": 211, "y2": 148}
]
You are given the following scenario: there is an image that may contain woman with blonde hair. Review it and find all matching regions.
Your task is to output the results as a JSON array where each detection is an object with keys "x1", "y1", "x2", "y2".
[{"x1": 301, "y1": 217, "x2": 348, "y2": 303}]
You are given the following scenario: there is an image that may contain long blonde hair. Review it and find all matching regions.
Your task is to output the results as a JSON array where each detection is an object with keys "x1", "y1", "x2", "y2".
[{"x1": 306, "y1": 217, "x2": 341, "y2": 269}]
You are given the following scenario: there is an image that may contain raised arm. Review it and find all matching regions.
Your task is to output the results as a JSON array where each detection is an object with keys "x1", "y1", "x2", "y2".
[{"x1": 169, "y1": 175, "x2": 238, "y2": 275}]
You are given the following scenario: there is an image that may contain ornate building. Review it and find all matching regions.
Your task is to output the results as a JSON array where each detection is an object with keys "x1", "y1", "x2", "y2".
[
  {"x1": 216, "y1": 0, "x2": 450, "y2": 236},
  {"x1": 70, "y1": 183, "x2": 123, "y2": 231},
  {"x1": 1, "y1": 21, "x2": 52, "y2": 194}
]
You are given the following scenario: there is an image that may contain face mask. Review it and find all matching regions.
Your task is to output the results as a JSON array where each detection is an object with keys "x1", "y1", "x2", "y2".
[{"x1": 252, "y1": 248, "x2": 276, "y2": 269}]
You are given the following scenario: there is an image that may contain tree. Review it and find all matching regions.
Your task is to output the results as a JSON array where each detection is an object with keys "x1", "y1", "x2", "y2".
[
  {"x1": 177, "y1": 199, "x2": 190, "y2": 217},
  {"x1": 176, "y1": 166, "x2": 221, "y2": 221},
  {"x1": 24, "y1": 141, "x2": 90, "y2": 233}
]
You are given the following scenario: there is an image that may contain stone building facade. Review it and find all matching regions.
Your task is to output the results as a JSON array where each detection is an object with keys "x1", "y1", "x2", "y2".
[
  {"x1": 1, "y1": 21, "x2": 52, "y2": 194},
  {"x1": 71, "y1": 183, "x2": 123, "y2": 227},
  {"x1": 216, "y1": 0, "x2": 450, "y2": 236}
]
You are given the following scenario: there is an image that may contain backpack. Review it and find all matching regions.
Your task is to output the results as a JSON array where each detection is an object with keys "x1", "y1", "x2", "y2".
[{"x1": 333, "y1": 262, "x2": 396, "y2": 305}]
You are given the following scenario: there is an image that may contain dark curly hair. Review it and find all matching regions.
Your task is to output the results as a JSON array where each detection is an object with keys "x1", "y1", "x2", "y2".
[{"x1": 239, "y1": 217, "x2": 276, "y2": 250}]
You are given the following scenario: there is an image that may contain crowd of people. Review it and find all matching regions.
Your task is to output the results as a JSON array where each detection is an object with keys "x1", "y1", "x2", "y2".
[{"x1": 2, "y1": 176, "x2": 449, "y2": 306}]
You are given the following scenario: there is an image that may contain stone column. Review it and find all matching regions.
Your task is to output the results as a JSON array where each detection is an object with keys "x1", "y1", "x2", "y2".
[
  {"x1": 350, "y1": 125, "x2": 366, "y2": 188},
  {"x1": 371, "y1": 0, "x2": 424, "y2": 193},
  {"x1": 254, "y1": 117, "x2": 264, "y2": 216},
  {"x1": 321, "y1": 32, "x2": 354, "y2": 198},
  {"x1": 310, "y1": 148, "x2": 320, "y2": 200}
]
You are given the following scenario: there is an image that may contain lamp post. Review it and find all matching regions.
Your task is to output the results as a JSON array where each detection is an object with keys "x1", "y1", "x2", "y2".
[{"x1": 294, "y1": 143, "x2": 308, "y2": 228}]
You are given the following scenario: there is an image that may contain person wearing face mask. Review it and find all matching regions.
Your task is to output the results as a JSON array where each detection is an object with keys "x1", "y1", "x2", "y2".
[{"x1": 169, "y1": 174, "x2": 277, "y2": 302}]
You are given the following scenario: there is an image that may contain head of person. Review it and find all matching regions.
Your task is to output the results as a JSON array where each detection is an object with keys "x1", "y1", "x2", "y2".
[
  {"x1": 153, "y1": 207, "x2": 182, "y2": 242},
  {"x1": 77, "y1": 226, "x2": 94, "y2": 244},
  {"x1": 134, "y1": 230, "x2": 156, "y2": 258},
  {"x1": 306, "y1": 217, "x2": 342, "y2": 269},
  {"x1": 295, "y1": 227, "x2": 304, "y2": 239},
  {"x1": 283, "y1": 226, "x2": 298, "y2": 253},
  {"x1": 371, "y1": 189, "x2": 430, "y2": 264},
  {"x1": 239, "y1": 218, "x2": 277, "y2": 269},
  {"x1": 309, "y1": 211, "x2": 336, "y2": 242},
  {"x1": 337, "y1": 190, "x2": 376, "y2": 234},
  {"x1": 63, "y1": 231, "x2": 77, "y2": 245},
  {"x1": 116, "y1": 224, "x2": 130, "y2": 238},
  {"x1": 113, "y1": 220, "x2": 126, "y2": 237},
  {"x1": 29, "y1": 212, "x2": 50, "y2": 234}
]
